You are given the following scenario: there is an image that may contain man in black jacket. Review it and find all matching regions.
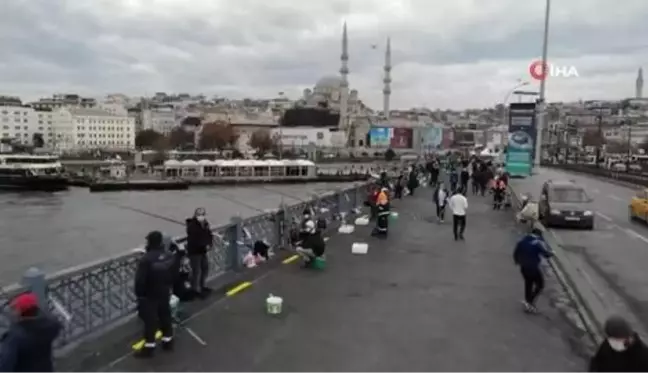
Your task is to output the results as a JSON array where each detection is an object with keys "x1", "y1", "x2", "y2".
[
  {"x1": 590, "y1": 316, "x2": 648, "y2": 372},
  {"x1": 185, "y1": 208, "x2": 213, "y2": 298},
  {"x1": 0, "y1": 292, "x2": 61, "y2": 372},
  {"x1": 134, "y1": 231, "x2": 177, "y2": 358}
]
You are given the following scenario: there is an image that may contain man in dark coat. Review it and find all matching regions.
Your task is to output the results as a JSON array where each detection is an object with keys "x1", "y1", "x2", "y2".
[
  {"x1": 0, "y1": 292, "x2": 61, "y2": 372},
  {"x1": 590, "y1": 316, "x2": 648, "y2": 372},
  {"x1": 185, "y1": 207, "x2": 213, "y2": 298},
  {"x1": 134, "y1": 231, "x2": 177, "y2": 358}
]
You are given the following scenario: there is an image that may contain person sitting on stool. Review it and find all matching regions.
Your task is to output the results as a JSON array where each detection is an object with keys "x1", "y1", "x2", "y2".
[
  {"x1": 134, "y1": 231, "x2": 177, "y2": 358},
  {"x1": 295, "y1": 220, "x2": 326, "y2": 268}
]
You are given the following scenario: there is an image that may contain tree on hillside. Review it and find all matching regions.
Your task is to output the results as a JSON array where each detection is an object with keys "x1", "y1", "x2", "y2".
[
  {"x1": 385, "y1": 148, "x2": 396, "y2": 161},
  {"x1": 581, "y1": 128, "x2": 605, "y2": 147},
  {"x1": 199, "y1": 121, "x2": 239, "y2": 151},
  {"x1": 248, "y1": 129, "x2": 276, "y2": 157},
  {"x1": 169, "y1": 127, "x2": 195, "y2": 150},
  {"x1": 135, "y1": 129, "x2": 164, "y2": 149}
]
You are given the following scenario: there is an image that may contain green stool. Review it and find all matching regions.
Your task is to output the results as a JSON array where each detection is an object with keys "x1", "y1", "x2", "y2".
[{"x1": 312, "y1": 256, "x2": 326, "y2": 270}]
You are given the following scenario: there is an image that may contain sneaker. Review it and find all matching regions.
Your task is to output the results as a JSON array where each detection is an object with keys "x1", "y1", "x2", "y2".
[
  {"x1": 134, "y1": 345, "x2": 155, "y2": 358},
  {"x1": 161, "y1": 339, "x2": 174, "y2": 352},
  {"x1": 521, "y1": 300, "x2": 531, "y2": 312}
]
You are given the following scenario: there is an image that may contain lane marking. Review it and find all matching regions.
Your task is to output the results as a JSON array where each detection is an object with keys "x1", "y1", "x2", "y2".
[
  {"x1": 595, "y1": 212, "x2": 613, "y2": 222},
  {"x1": 282, "y1": 255, "x2": 300, "y2": 264},
  {"x1": 226, "y1": 281, "x2": 252, "y2": 296},
  {"x1": 624, "y1": 228, "x2": 648, "y2": 244},
  {"x1": 609, "y1": 195, "x2": 622, "y2": 201}
]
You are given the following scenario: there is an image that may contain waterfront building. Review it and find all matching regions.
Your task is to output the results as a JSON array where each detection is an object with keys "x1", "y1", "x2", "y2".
[
  {"x1": 141, "y1": 103, "x2": 176, "y2": 135},
  {"x1": 0, "y1": 105, "x2": 67, "y2": 148},
  {"x1": 60, "y1": 107, "x2": 136, "y2": 150}
]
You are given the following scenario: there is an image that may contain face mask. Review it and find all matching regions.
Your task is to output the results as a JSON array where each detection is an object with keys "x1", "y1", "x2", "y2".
[
  {"x1": 196, "y1": 215, "x2": 206, "y2": 222},
  {"x1": 608, "y1": 338, "x2": 627, "y2": 352}
]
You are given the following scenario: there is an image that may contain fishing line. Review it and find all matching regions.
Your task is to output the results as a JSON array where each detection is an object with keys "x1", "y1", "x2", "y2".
[{"x1": 109, "y1": 204, "x2": 185, "y2": 226}]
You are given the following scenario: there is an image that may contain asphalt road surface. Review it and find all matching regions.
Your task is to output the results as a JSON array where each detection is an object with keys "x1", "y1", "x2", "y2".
[
  {"x1": 104, "y1": 186, "x2": 585, "y2": 372},
  {"x1": 511, "y1": 167, "x2": 648, "y2": 336}
]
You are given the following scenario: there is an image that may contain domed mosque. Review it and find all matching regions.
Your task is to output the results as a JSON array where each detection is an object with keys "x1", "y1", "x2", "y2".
[{"x1": 296, "y1": 23, "x2": 393, "y2": 148}]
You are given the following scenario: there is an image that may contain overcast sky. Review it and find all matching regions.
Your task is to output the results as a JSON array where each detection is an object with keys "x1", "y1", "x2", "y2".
[{"x1": 1, "y1": 0, "x2": 647, "y2": 110}]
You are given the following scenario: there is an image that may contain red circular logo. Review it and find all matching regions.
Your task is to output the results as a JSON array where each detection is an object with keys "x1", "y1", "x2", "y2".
[{"x1": 529, "y1": 60, "x2": 548, "y2": 81}]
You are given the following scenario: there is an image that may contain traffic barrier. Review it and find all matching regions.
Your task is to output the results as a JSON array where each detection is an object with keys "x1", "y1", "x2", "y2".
[{"x1": 0, "y1": 183, "x2": 372, "y2": 352}]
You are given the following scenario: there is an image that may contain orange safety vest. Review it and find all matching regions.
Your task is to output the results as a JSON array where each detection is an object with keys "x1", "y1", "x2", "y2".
[{"x1": 377, "y1": 191, "x2": 388, "y2": 205}]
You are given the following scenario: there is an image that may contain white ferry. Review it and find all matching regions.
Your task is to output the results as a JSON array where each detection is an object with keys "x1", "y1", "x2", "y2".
[{"x1": 0, "y1": 154, "x2": 69, "y2": 191}]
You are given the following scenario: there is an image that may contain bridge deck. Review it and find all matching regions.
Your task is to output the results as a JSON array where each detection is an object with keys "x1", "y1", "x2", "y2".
[{"x1": 102, "y1": 188, "x2": 585, "y2": 371}]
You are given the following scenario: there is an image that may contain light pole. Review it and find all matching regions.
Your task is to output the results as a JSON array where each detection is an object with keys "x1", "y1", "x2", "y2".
[
  {"x1": 534, "y1": 0, "x2": 551, "y2": 169},
  {"x1": 501, "y1": 81, "x2": 530, "y2": 126}
]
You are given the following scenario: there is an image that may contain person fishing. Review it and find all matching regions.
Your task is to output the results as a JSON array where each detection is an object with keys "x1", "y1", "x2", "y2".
[
  {"x1": 134, "y1": 231, "x2": 177, "y2": 358},
  {"x1": 185, "y1": 208, "x2": 213, "y2": 299},
  {"x1": 295, "y1": 220, "x2": 326, "y2": 268},
  {"x1": 372, "y1": 187, "x2": 391, "y2": 237}
]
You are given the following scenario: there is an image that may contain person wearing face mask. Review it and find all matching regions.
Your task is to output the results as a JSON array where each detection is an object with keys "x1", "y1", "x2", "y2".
[
  {"x1": 185, "y1": 207, "x2": 213, "y2": 299},
  {"x1": 0, "y1": 292, "x2": 61, "y2": 372},
  {"x1": 295, "y1": 220, "x2": 326, "y2": 268},
  {"x1": 589, "y1": 315, "x2": 648, "y2": 371}
]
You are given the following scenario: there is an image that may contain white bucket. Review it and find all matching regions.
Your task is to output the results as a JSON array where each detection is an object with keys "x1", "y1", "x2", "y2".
[
  {"x1": 351, "y1": 242, "x2": 369, "y2": 254},
  {"x1": 338, "y1": 224, "x2": 355, "y2": 234},
  {"x1": 266, "y1": 294, "x2": 283, "y2": 315}
]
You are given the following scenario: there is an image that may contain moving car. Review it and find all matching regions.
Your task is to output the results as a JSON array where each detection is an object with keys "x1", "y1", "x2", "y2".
[
  {"x1": 539, "y1": 179, "x2": 594, "y2": 229},
  {"x1": 629, "y1": 188, "x2": 648, "y2": 222}
]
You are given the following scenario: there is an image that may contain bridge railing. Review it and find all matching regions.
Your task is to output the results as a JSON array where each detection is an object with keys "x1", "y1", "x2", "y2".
[
  {"x1": 541, "y1": 162, "x2": 648, "y2": 187},
  {"x1": 0, "y1": 183, "x2": 371, "y2": 353}
]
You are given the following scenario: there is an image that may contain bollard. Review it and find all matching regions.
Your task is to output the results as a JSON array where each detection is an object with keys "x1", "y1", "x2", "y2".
[
  {"x1": 21, "y1": 267, "x2": 47, "y2": 309},
  {"x1": 228, "y1": 216, "x2": 243, "y2": 272},
  {"x1": 275, "y1": 203, "x2": 287, "y2": 249}
]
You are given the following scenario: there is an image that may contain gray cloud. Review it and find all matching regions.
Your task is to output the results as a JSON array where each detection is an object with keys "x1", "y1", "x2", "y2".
[{"x1": 1, "y1": 0, "x2": 647, "y2": 109}]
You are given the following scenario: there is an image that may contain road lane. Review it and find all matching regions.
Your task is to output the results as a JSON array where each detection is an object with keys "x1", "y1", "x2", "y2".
[{"x1": 511, "y1": 167, "x2": 648, "y2": 336}]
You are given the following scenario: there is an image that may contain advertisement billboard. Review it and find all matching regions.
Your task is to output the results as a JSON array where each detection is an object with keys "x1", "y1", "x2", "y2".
[
  {"x1": 506, "y1": 102, "x2": 536, "y2": 177},
  {"x1": 422, "y1": 126, "x2": 443, "y2": 149},
  {"x1": 369, "y1": 127, "x2": 391, "y2": 147},
  {"x1": 390, "y1": 128, "x2": 413, "y2": 149}
]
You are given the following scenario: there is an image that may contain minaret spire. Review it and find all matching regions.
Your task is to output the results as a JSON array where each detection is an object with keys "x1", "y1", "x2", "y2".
[
  {"x1": 382, "y1": 37, "x2": 392, "y2": 119},
  {"x1": 338, "y1": 21, "x2": 349, "y2": 130},
  {"x1": 636, "y1": 67, "x2": 644, "y2": 99}
]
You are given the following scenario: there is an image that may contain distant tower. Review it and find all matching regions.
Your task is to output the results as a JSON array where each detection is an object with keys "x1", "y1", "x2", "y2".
[
  {"x1": 383, "y1": 37, "x2": 392, "y2": 119},
  {"x1": 338, "y1": 22, "x2": 349, "y2": 130},
  {"x1": 636, "y1": 67, "x2": 644, "y2": 99}
]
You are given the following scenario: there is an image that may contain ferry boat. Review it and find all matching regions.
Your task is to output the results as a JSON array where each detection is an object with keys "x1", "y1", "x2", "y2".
[{"x1": 0, "y1": 154, "x2": 69, "y2": 191}]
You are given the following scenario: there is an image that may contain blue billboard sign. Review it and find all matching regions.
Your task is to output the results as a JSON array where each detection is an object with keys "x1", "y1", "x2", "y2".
[
  {"x1": 505, "y1": 103, "x2": 536, "y2": 177},
  {"x1": 369, "y1": 127, "x2": 391, "y2": 147},
  {"x1": 422, "y1": 126, "x2": 443, "y2": 149}
]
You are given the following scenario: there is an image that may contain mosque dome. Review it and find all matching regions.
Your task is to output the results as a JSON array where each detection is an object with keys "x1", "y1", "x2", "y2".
[{"x1": 315, "y1": 76, "x2": 343, "y2": 91}]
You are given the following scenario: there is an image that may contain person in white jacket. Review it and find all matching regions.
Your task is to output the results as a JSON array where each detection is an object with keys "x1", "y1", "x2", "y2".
[{"x1": 448, "y1": 189, "x2": 468, "y2": 240}]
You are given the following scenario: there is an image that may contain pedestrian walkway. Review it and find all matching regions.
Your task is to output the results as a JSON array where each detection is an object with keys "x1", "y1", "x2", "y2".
[{"x1": 103, "y1": 188, "x2": 586, "y2": 371}]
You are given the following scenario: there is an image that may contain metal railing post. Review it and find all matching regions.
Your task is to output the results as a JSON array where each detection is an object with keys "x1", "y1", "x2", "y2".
[
  {"x1": 274, "y1": 203, "x2": 286, "y2": 249},
  {"x1": 228, "y1": 216, "x2": 243, "y2": 272},
  {"x1": 21, "y1": 267, "x2": 47, "y2": 309}
]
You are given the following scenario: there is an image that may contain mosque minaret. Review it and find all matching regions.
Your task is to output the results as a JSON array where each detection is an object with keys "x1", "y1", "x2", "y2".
[
  {"x1": 383, "y1": 37, "x2": 392, "y2": 119},
  {"x1": 338, "y1": 22, "x2": 350, "y2": 130},
  {"x1": 636, "y1": 67, "x2": 644, "y2": 99}
]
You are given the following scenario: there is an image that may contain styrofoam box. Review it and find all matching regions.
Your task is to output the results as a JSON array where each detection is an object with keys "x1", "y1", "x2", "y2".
[
  {"x1": 355, "y1": 217, "x2": 370, "y2": 226},
  {"x1": 351, "y1": 242, "x2": 369, "y2": 254},
  {"x1": 338, "y1": 224, "x2": 355, "y2": 234}
]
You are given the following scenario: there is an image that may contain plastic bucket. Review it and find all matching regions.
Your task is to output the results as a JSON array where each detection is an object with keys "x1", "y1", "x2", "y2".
[
  {"x1": 312, "y1": 257, "x2": 326, "y2": 270},
  {"x1": 266, "y1": 295, "x2": 283, "y2": 315}
]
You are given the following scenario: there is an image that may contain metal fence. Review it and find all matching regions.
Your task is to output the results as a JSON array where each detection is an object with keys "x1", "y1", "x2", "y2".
[{"x1": 0, "y1": 183, "x2": 371, "y2": 352}]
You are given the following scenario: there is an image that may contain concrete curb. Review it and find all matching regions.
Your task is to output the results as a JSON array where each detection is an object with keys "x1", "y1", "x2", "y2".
[{"x1": 508, "y1": 185, "x2": 604, "y2": 346}]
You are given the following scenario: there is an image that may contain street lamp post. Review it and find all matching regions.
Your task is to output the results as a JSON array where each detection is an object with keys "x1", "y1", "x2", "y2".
[{"x1": 534, "y1": 0, "x2": 551, "y2": 169}]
